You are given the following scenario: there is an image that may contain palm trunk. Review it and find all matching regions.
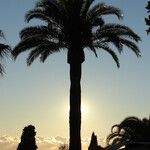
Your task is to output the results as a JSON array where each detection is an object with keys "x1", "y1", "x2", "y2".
[{"x1": 69, "y1": 62, "x2": 82, "y2": 150}]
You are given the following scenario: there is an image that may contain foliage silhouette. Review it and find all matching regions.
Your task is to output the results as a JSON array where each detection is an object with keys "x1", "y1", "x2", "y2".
[
  {"x1": 106, "y1": 116, "x2": 150, "y2": 149},
  {"x1": 0, "y1": 30, "x2": 11, "y2": 76},
  {"x1": 88, "y1": 132, "x2": 104, "y2": 150},
  {"x1": 145, "y1": 1, "x2": 150, "y2": 34},
  {"x1": 12, "y1": 0, "x2": 141, "y2": 150},
  {"x1": 59, "y1": 144, "x2": 69, "y2": 150},
  {"x1": 17, "y1": 125, "x2": 38, "y2": 150}
]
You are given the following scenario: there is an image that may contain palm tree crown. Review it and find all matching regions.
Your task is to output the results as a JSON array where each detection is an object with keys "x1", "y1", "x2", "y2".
[
  {"x1": 106, "y1": 116, "x2": 150, "y2": 146},
  {"x1": 0, "y1": 30, "x2": 11, "y2": 76},
  {"x1": 12, "y1": 0, "x2": 141, "y2": 66}
]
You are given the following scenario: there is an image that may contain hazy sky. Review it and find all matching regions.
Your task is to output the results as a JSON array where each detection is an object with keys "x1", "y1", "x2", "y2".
[{"x1": 0, "y1": 0, "x2": 150, "y2": 149}]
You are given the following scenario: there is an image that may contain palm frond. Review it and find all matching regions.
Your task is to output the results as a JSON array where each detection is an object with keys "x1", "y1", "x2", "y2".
[
  {"x1": 145, "y1": 1, "x2": 150, "y2": 33},
  {"x1": 0, "y1": 63, "x2": 5, "y2": 76},
  {"x1": 111, "y1": 124, "x2": 120, "y2": 133},
  {"x1": 88, "y1": 45, "x2": 98, "y2": 57},
  {"x1": 87, "y1": 3, "x2": 123, "y2": 24},
  {"x1": 12, "y1": 37, "x2": 47, "y2": 59},
  {"x1": 145, "y1": 16, "x2": 150, "y2": 34},
  {"x1": 0, "y1": 44, "x2": 11, "y2": 58},
  {"x1": 36, "y1": 0, "x2": 67, "y2": 20},
  {"x1": 25, "y1": 8, "x2": 63, "y2": 27},
  {"x1": 94, "y1": 43, "x2": 120, "y2": 67},
  {"x1": 145, "y1": 17, "x2": 150, "y2": 26},
  {"x1": 0, "y1": 43, "x2": 11, "y2": 76},
  {"x1": 20, "y1": 25, "x2": 61, "y2": 39},
  {"x1": 104, "y1": 35, "x2": 123, "y2": 53},
  {"x1": 27, "y1": 42, "x2": 62, "y2": 65},
  {"x1": 81, "y1": 0, "x2": 95, "y2": 18},
  {"x1": 20, "y1": 25, "x2": 66, "y2": 47},
  {"x1": 119, "y1": 38, "x2": 141, "y2": 57},
  {"x1": 93, "y1": 24, "x2": 141, "y2": 55},
  {"x1": 0, "y1": 30, "x2": 5, "y2": 39},
  {"x1": 20, "y1": 26, "x2": 50, "y2": 40},
  {"x1": 119, "y1": 117, "x2": 141, "y2": 128},
  {"x1": 39, "y1": 46, "x2": 60, "y2": 62},
  {"x1": 107, "y1": 132, "x2": 125, "y2": 145},
  {"x1": 27, "y1": 47, "x2": 44, "y2": 66},
  {"x1": 96, "y1": 24, "x2": 141, "y2": 42},
  {"x1": 92, "y1": 17, "x2": 105, "y2": 27},
  {"x1": 25, "y1": 8, "x2": 49, "y2": 22}
]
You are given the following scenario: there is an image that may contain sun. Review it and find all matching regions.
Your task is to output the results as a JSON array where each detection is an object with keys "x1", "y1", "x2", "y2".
[{"x1": 63, "y1": 97, "x2": 89, "y2": 117}]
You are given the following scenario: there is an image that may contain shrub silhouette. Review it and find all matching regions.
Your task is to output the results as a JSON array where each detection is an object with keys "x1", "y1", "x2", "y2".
[{"x1": 17, "y1": 125, "x2": 38, "y2": 150}]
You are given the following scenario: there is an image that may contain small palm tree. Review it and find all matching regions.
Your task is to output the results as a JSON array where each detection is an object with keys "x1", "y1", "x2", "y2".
[
  {"x1": 0, "y1": 30, "x2": 11, "y2": 76},
  {"x1": 145, "y1": 1, "x2": 150, "y2": 33},
  {"x1": 106, "y1": 116, "x2": 150, "y2": 149},
  {"x1": 12, "y1": 0, "x2": 141, "y2": 150}
]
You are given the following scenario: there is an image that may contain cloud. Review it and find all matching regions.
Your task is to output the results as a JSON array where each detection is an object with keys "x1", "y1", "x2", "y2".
[
  {"x1": 0, "y1": 135, "x2": 105, "y2": 150},
  {"x1": 0, "y1": 135, "x2": 68, "y2": 150},
  {"x1": 36, "y1": 136, "x2": 68, "y2": 150},
  {"x1": 0, "y1": 136, "x2": 18, "y2": 150}
]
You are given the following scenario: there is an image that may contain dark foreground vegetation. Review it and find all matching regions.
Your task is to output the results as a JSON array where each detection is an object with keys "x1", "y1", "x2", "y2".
[
  {"x1": 17, "y1": 125, "x2": 37, "y2": 150},
  {"x1": 17, "y1": 116, "x2": 150, "y2": 150}
]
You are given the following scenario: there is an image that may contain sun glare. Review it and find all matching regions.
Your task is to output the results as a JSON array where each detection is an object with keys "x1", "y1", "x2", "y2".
[
  {"x1": 63, "y1": 97, "x2": 89, "y2": 118},
  {"x1": 81, "y1": 102, "x2": 88, "y2": 116}
]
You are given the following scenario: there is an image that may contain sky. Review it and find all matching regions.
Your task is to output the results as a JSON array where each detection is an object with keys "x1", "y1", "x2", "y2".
[{"x1": 0, "y1": 0, "x2": 150, "y2": 150}]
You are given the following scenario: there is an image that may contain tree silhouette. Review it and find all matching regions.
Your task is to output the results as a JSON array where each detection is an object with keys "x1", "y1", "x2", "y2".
[
  {"x1": 106, "y1": 116, "x2": 150, "y2": 149},
  {"x1": 17, "y1": 125, "x2": 38, "y2": 150},
  {"x1": 0, "y1": 30, "x2": 11, "y2": 76},
  {"x1": 88, "y1": 132, "x2": 104, "y2": 150},
  {"x1": 12, "y1": 0, "x2": 141, "y2": 150},
  {"x1": 145, "y1": 1, "x2": 150, "y2": 34}
]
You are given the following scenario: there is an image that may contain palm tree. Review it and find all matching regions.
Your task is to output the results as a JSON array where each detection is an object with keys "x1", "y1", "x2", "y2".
[
  {"x1": 12, "y1": 0, "x2": 141, "y2": 150},
  {"x1": 145, "y1": 1, "x2": 150, "y2": 33},
  {"x1": 0, "y1": 30, "x2": 11, "y2": 76},
  {"x1": 106, "y1": 116, "x2": 150, "y2": 149}
]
